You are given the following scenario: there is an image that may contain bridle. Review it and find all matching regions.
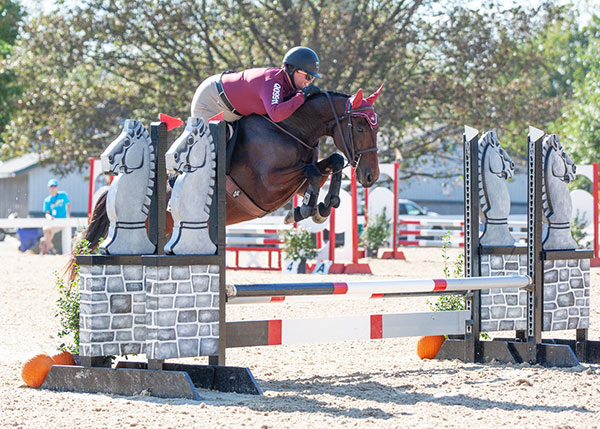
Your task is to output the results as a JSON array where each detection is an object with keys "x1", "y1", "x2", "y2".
[
  {"x1": 261, "y1": 91, "x2": 378, "y2": 170},
  {"x1": 324, "y1": 91, "x2": 378, "y2": 169}
]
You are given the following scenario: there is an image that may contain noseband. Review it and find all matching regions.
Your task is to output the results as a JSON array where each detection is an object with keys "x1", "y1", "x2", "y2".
[{"x1": 324, "y1": 92, "x2": 378, "y2": 169}]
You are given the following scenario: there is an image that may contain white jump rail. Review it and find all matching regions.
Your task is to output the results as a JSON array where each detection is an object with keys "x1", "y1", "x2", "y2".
[{"x1": 0, "y1": 217, "x2": 88, "y2": 254}]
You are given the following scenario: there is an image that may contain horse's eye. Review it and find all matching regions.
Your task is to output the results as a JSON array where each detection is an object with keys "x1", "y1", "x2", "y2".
[
  {"x1": 187, "y1": 137, "x2": 194, "y2": 145},
  {"x1": 123, "y1": 139, "x2": 130, "y2": 147},
  {"x1": 356, "y1": 126, "x2": 365, "y2": 133}
]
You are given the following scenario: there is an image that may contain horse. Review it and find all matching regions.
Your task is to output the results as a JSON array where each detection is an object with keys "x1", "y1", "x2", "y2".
[
  {"x1": 98, "y1": 119, "x2": 156, "y2": 255},
  {"x1": 81, "y1": 86, "x2": 382, "y2": 257},
  {"x1": 541, "y1": 134, "x2": 577, "y2": 250},
  {"x1": 478, "y1": 130, "x2": 515, "y2": 246}
]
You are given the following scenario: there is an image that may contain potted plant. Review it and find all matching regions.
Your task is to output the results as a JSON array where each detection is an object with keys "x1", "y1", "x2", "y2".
[
  {"x1": 361, "y1": 207, "x2": 391, "y2": 257},
  {"x1": 280, "y1": 227, "x2": 318, "y2": 273}
]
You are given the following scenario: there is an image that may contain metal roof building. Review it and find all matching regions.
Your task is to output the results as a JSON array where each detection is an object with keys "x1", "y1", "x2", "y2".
[{"x1": 0, "y1": 154, "x2": 90, "y2": 218}]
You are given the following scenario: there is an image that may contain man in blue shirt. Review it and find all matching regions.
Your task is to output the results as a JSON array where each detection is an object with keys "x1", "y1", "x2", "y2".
[{"x1": 41, "y1": 179, "x2": 71, "y2": 254}]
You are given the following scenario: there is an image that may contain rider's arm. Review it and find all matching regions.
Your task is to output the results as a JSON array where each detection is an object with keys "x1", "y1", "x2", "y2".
[{"x1": 260, "y1": 80, "x2": 305, "y2": 122}]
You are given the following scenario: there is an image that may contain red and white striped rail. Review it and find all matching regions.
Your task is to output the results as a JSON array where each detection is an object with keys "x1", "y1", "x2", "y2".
[
  {"x1": 398, "y1": 218, "x2": 465, "y2": 227},
  {"x1": 397, "y1": 239, "x2": 465, "y2": 248},
  {"x1": 226, "y1": 275, "x2": 531, "y2": 304},
  {"x1": 226, "y1": 310, "x2": 470, "y2": 347},
  {"x1": 226, "y1": 237, "x2": 282, "y2": 245},
  {"x1": 225, "y1": 223, "x2": 288, "y2": 271}
]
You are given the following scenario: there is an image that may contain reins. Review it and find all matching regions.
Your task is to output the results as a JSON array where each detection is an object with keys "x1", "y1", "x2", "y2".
[{"x1": 260, "y1": 90, "x2": 378, "y2": 173}]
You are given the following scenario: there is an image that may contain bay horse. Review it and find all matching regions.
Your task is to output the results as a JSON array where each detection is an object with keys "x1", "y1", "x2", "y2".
[{"x1": 82, "y1": 86, "x2": 382, "y2": 254}]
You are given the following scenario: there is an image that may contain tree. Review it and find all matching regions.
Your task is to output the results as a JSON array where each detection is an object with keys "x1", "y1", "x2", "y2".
[
  {"x1": 0, "y1": 0, "x2": 24, "y2": 140},
  {"x1": 3, "y1": 0, "x2": 574, "y2": 177},
  {"x1": 551, "y1": 17, "x2": 600, "y2": 163}
]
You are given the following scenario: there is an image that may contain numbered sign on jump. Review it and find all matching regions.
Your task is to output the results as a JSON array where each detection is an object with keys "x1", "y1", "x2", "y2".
[
  {"x1": 284, "y1": 259, "x2": 302, "y2": 273},
  {"x1": 311, "y1": 261, "x2": 333, "y2": 274}
]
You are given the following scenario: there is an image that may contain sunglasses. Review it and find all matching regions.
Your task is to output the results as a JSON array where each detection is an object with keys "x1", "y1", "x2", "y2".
[{"x1": 296, "y1": 69, "x2": 316, "y2": 82}]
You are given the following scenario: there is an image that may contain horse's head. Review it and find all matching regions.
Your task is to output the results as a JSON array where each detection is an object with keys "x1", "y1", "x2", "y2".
[
  {"x1": 481, "y1": 131, "x2": 515, "y2": 179},
  {"x1": 547, "y1": 134, "x2": 576, "y2": 183},
  {"x1": 166, "y1": 117, "x2": 212, "y2": 173},
  {"x1": 101, "y1": 119, "x2": 149, "y2": 175},
  {"x1": 330, "y1": 86, "x2": 382, "y2": 187}
]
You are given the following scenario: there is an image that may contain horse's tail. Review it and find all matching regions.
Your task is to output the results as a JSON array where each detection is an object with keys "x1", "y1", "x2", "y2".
[{"x1": 64, "y1": 189, "x2": 110, "y2": 285}]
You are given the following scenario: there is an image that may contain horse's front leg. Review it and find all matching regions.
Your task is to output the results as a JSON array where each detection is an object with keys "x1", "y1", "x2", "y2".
[
  {"x1": 284, "y1": 164, "x2": 322, "y2": 224},
  {"x1": 312, "y1": 153, "x2": 344, "y2": 224}
]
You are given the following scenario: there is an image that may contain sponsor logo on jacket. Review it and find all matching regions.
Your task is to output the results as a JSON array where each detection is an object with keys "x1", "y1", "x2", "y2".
[{"x1": 271, "y1": 83, "x2": 281, "y2": 105}]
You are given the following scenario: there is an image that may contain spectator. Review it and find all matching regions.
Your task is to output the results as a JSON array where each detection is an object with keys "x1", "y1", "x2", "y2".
[{"x1": 41, "y1": 179, "x2": 71, "y2": 254}]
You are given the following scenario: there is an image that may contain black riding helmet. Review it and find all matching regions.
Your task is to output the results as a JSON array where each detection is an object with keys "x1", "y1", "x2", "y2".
[{"x1": 283, "y1": 46, "x2": 322, "y2": 87}]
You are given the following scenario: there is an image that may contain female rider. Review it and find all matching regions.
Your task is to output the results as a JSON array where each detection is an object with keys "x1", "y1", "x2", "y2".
[{"x1": 191, "y1": 46, "x2": 322, "y2": 124}]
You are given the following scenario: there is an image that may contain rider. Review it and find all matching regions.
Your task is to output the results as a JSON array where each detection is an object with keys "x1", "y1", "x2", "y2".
[{"x1": 191, "y1": 46, "x2": 322, "y2": 124}]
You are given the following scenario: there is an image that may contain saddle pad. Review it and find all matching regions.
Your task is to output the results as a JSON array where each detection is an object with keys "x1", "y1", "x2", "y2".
[{"x1": 226, "y1": 176, "x2": 268, "y2": 218}]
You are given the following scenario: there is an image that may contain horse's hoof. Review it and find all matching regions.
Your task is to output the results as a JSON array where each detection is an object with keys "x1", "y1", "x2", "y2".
[
  {"x1": 283, "y1": 210, "x2": 295, "y2": 224},
  {"x1": 330, "y1": 196, "x2": 340, "y2": 208},
  {"x1": 312, "y1": 213, "x2": 328, "y2": 224},
  {"x1": 312, "y1": 203, "x2": 330, "y2": 224}
]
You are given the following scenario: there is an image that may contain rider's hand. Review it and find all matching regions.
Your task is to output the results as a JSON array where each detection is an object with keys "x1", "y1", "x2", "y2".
[{"x1": 302, "y1": 84, "x2": 321, "y2": 99}]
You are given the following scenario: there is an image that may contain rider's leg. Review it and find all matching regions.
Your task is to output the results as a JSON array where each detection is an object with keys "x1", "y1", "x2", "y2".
[{"x1": 191, "y1": 74, "x2": 242, "y2": 125}]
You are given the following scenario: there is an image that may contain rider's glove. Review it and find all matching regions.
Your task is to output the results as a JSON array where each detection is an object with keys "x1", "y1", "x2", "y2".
[{"x1": 302, "y1": 85, "x2": 321, "y2": 99}]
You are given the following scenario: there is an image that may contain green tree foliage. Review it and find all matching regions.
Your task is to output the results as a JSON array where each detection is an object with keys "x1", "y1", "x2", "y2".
[
  {"x1": 2, "y1": 0, "x2": 578, "y2": 174},
  {"x1": 0, "y1": 0, "x2": 24, "y2": 140},
  {"x1": 552, "y1": 17, "x2": 600, "y2": 163}
]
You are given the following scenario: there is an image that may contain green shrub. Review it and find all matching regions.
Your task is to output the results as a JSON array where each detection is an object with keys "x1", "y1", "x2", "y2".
[
  {"x1": 280, "y1": 228, "x2": 317, "y2": 261},
  {"x1": 427, "y1": 231, "x2": 465, "y2": 311},
  {"x1": 361, "y1": 207, "x2": 391, "y2": 251},
  {"x1": 54, "y1": 238, "x2": 99, "y2": 353}
]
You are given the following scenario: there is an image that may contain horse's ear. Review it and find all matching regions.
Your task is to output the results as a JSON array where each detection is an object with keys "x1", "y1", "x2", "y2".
[
  {"x1": 366, "y1": 84, "x2": 383, "y2": 105},
  {"x1": 351, "y1": 89, "x2": 363, "y2": 110}
]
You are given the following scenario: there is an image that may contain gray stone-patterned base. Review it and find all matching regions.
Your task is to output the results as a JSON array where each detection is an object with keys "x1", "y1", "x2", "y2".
[
  {"x1": 145, "y1": 265, "x2": 220, "y2": 359},
  {"x1": 481, "y1": 255, "x2": 590, "y2": 331},
  {"x1": 79, "y1": 264, "x2": 219, "y2": 359}
]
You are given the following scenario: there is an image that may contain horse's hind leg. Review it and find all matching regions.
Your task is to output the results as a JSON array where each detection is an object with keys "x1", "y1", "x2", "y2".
[
  {"x1": 312, "y1": 153, "x2": 344, "y2": 224},
  {"x1": 284, "y1": 164, "x2": 322, "y2": 224}
]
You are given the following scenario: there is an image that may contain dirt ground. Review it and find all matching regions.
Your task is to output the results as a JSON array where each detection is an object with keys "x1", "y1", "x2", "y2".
[{"x1": 1, "y1": 237, "x2": 599, "y2": 428}]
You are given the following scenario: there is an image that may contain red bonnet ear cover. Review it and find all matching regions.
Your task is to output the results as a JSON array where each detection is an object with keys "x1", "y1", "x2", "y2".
[
  {"x1": 350, "y1": 89, "x2": 363, "y2": 110},
  {"x1": 366, "y1": 84, "x2": 383, "y2": 105}
]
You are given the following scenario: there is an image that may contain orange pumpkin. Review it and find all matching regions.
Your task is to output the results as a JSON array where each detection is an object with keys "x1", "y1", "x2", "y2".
[
  {"x1": 51, "y1": 350, "x2": 76, "y2": 366},
  {"x1": 416, "y1": 335, "x2": 446, "y2": 359},
  {"x1": 21, "y1": 353, "x2": 55, "y2": 388}
]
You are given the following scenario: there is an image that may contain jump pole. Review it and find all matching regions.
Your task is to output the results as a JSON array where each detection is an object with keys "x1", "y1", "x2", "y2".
[{"x1": 226, "y1": 275, "x2": 532, "y2": 304}]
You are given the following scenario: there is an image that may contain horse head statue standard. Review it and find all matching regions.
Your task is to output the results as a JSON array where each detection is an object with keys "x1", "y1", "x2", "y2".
[
  {"x1": 99, "y1": 119, "x2": 156, "y2": 254},
  {"x1": 478, "y1": 130, "x2": 515, "y2": 246},
  {"x1": 542, "y1": 134, "x2": 577, "y2": 250},
  {"x1": 164, "y1": 117, "x2": 217, "y2": 255}
]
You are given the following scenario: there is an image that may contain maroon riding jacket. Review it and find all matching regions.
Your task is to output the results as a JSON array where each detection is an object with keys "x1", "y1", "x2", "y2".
[{"x1": 220, "y1": 67, "x2": 305, "y2": 122}]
